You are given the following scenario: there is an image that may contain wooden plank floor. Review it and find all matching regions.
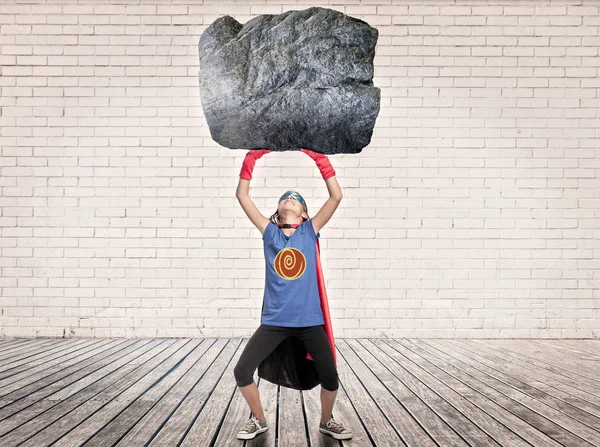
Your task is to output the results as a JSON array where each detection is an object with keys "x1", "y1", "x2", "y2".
[{"x1": 0, "y1": 338, "x2": 598, "y2": 447}]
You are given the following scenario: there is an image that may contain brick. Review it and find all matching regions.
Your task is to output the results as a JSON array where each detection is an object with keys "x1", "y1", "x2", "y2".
[{"x1": 0, "y1": 2, "x2": 597, "y2": 338}]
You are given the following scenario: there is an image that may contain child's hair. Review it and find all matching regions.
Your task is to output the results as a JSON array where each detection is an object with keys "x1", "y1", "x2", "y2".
[{"x1": 269, "y1": 191, "x2": 309, "y2": 225}]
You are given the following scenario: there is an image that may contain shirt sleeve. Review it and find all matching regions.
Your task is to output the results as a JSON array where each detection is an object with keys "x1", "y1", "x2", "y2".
[{"x1": 306, "y1": 219, "x2": 320, "y2": 240}]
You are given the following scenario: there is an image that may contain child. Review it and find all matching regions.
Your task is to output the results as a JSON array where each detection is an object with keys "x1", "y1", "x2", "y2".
[{"x1": 233, "y1": 148, "x2": 352, "y2": 440}]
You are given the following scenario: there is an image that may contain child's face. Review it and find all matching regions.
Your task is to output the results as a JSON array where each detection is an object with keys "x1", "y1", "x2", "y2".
[
  {"x1": 278, "y1": 191, "x2": 307, "y2": 218},
  {"x1": 279, "y1": 191, "x2": 305, "y2": 206}
]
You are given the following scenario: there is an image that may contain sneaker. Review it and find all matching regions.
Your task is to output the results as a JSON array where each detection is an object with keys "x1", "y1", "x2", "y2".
[
  {"x1": 319, "y1": 416, "x2": 353, "y2": 440},
  {"x1": 237, "y1": 415, "x2": 268, "y2": 440}
]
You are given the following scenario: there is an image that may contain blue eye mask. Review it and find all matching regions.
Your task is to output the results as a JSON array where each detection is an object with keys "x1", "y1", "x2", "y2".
[{"x1": 278, "y1": 191, "x2": 306, "y2": 207}]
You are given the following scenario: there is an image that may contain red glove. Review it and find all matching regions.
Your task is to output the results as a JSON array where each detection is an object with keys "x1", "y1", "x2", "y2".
[
  {"x1": 300, "y1": 148, "x2": 336, "y2": 180},
  {"x1": 239, "y1": 149, "x2": 271, "y2": 180}
]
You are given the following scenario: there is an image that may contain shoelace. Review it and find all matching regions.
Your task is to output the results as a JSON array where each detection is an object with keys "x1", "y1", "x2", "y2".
[
  {"x1": 243, "y1": 416, "x2": 263, "y2": 432},
  {"x1": 325, "y1": 418, "x2": 344, "y2": 431}
]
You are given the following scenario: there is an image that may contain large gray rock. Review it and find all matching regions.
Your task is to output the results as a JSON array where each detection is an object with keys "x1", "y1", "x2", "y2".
[{"x1": 197, "y1": 6, "x2": 380, "y2": 155}]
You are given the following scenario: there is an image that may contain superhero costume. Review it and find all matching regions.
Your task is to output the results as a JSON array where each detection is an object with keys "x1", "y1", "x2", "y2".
[{"x1": 257, "y1": 221, "x2": 336, "y2": 390}]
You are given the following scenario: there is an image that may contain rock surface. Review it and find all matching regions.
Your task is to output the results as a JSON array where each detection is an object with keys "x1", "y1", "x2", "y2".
[{"x1": 198, "y1": 6, "x2": 380, "y2": 154}]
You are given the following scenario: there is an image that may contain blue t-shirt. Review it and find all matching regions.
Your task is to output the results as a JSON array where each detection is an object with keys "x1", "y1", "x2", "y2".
[{"x1": 261, "y1": 218, "x2": 325, "y2": 327}]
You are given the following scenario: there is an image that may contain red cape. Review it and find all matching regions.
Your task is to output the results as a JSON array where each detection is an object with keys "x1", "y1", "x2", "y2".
[{"x1": 257, "y1": 238, "x2": 336, "y2": 390}]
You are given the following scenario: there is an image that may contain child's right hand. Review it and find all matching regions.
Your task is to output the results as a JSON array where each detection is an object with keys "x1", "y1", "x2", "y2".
[
  {"x1": 239, "y1": 149, "x2": 271, "y2": 180},
  {"x1": 249, "y1": 149, "x2": 271, "y2": 160},
  {"x1": 300, "y1": 148, "x2": 335, "y2": 180}
]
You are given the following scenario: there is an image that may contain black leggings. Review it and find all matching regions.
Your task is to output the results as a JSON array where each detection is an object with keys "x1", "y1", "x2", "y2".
[{"x1": 234, "y1": 323, "x2": 339, "y2": 391}]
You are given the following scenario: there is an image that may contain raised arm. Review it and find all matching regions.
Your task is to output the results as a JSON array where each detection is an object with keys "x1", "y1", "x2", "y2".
[
  {"x1": 236, "y1": 150, "x2": 271, "y2": 234},
  {"x1": 300, "y1": 148, "x2": 342, "y2": 235}
]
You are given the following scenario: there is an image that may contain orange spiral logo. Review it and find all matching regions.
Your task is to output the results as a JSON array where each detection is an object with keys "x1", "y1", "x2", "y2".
[{"x1": 274, "y1": 248, "x2": 306, "y2": 280}]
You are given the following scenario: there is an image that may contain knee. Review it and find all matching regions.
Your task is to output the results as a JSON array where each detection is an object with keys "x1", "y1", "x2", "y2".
[
  {"x1": 320, "y1": 370, "x2": 339, "y2": 392},
  {"x1": 234, "y1": 361, "x2": 253, "y2": 388}
]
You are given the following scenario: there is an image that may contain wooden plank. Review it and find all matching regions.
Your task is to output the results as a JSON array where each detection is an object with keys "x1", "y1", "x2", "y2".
[
  {"x1": 16, "y1": 339, "x2": 189, "y2": 447},
  {"x1": 0, "y1": 338, "x2": 41, "y2": 358},
  {"x1": 179, "y1": 339, "x2": 246, "y2": 446},
  {"x1": 319, "y1": 338, "x2": 385, "y2": 446},
  {"x1": 0, "y1": 339, "x2": 54, "y2": 359},
  {"x1": 1, "y1": 337, "x2": 596, "y2": 446},
  {"x1": 0, "y1": 339, "x2": 165, "y2": 444},
  {"x1": 415, "y1": 339, "x2": 599, "y2": 446},
  {"x1": 0, "y1": 339, "x2": 114, "y2": 391},
  {"x1": 337, "y1": 339, "x2": 438, "y2": 446},
  {"x1": 404, "y1": 339, "x2": 593, "y2": 447},
  {"x1": 436, "y1": 339, "x2": 600, "y2": 418},
  {"x1": 517, "y1": 340, "x2": 600, "y2": 375},
  {"x1": 564, "y1": 340, "x2": 600, "y2": 349},
  {"x1": 0, "y1": 338, "x2": 86, "y2": 372},
  {"x1": 0, "y1": 339, "x2": 98, "y2": 380},
  {"x1": 347, "y1": 338, "x2": 469, "y2": 446},
  {"x1": 332, "y1": 338, "x2": 402, "y2": 446},
  {"x1": 0, "y1": 339, "x2": 84, "y2": 369},
  {"x1": 368, "y1": 338, "x2": 498, "y2": 447},
  {"x1": 302, "y1": 381, "x2": 340, "y2": 447},
  {"x1": 211, "y1": 338, "x2": 278, "y2": 447},
  {"x1": 278, "y1": 383, "x2": 309, "y2": 446},
  {"x1": 481, "y1": 340, "x2": 600, "y2": 378},
  {"x1": 247, "y1": 374, "x2": 278, "y2": 446},
  {"x1": 0, "y1": 340, "x2": 169, "y2": 445},
  {"x1": 108, "y1": 339, "x2": 208, "y2": 445},
  {"x1": 374, "y1": 339, "x2": 519, "y2": 446},
  {"x1": 71, "y1": 339, "x2": 214, "y2": 447},
  {"x1": 142, "y1": 339, "x2": 236, "y2": 446},
  {"x1": 87, "y1": 339, "x2": 239, "y2": 446},
  {"x1": 541, "y1": 339, "x2": 600, "y2": 357},
  {"x1": 437, "y1": 339, "x2": 600, "y2": 412},
  {"x1": 0, "y1": 339, "x2": 137, "y2": 404},
  {"x1": 463, "y1": 340, "x2": 600, "y2": 396},
  {"x1": 530, "y1": 339, "x2": 600, "y2": 361}
]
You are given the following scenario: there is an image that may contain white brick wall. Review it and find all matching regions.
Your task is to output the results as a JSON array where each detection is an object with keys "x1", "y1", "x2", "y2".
[{"x1": 1, "y1": 0, "x2": 599, "y2": 339}]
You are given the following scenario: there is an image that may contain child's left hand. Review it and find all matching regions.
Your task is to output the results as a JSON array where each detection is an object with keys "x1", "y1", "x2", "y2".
[
  {"x1": 239, "y1": 149, "x2": 271, "y2": 180},
  {"x1": 300, "y1": 148, "x2": 335, "y2": 180},
  {"x1": 300, "y1": 148, "x2": 324, "y2": 161}
]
